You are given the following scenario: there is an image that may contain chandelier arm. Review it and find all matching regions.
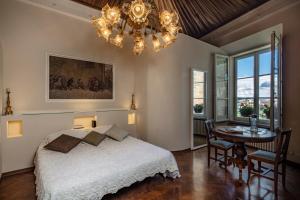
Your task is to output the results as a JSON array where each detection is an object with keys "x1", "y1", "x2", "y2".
[{"x1": 120, "y1": 18, "x2": 128, "y2": 33}]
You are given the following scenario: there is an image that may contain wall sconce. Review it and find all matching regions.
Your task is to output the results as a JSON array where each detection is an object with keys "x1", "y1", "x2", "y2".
[
  {"x1": 128, "y1": 94, "x2": 136, "y2": 125},
  {"x1": 7, "y1": 120, "x2": 23, "y2": 138},
  {"x1": 73, "y1": 116, "x2": 97, "y2": 129},
  {"x1": 128, "y1": 111, "x2": 136, "y2": 125}
]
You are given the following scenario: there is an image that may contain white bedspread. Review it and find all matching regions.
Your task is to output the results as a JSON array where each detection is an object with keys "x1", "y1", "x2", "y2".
[{"x1": 34, "y1": 129, "x2": 180, "y2": 200}]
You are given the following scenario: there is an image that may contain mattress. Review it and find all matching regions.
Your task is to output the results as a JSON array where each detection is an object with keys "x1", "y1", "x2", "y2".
[{"x1": 34, "y1": 128, "x2": 180, "y2": 200}]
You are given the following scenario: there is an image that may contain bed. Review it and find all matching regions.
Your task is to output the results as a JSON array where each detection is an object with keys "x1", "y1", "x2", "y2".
[{"x1": 34, "y1": 127, "x2": 180, "y2": 200}]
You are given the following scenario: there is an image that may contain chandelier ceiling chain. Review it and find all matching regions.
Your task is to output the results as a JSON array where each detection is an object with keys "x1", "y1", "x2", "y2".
[{"x1": 92, "y1": 0, "x2": 181, "y2": 55}]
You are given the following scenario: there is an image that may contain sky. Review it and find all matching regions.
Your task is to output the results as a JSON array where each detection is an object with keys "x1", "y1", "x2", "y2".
[
  {"x1": 193, "y1": 51, "x2": 272, "y2": 104},
  {"x1": 237, "y1": 51, "x2": 271, "y2": 98}
]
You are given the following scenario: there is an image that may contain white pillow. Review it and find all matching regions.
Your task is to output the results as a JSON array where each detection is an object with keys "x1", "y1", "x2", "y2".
[
  {"x1": 105, "y1": 125, "x2": 129, "y2": 141},
  {"x1": 91, "y1": 125, "x2": 113, "y2": 134}
]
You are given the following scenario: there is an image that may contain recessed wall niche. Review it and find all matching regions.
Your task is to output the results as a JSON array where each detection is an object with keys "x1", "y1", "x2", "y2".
[
  {"x1": 7, "y1": 120, "x2": 23, "y2": 138},
  {"x1": 73, "y1": 116, "x2": 96, "y2": 129}
]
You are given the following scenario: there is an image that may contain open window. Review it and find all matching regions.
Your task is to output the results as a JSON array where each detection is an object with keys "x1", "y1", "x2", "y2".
[
  {"x1": 213, "y1": 30, "x2": 282, "y2": 129},
  {"x1": 214, "y1": 54, "x2": 230, "y2": 122},
  {"x1": 270, "y1": 31, "x2": 282, "y2": 130}
]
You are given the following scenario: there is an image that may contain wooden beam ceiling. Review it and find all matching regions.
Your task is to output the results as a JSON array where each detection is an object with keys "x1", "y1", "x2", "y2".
[{"x1": 71, "y1": 0, "x2": 269, "y2": 39}]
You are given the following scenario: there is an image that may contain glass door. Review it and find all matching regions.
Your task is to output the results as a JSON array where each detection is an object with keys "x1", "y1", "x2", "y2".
[{"x1": 191, "y1": 68, "x2": 207, "y2": 149}]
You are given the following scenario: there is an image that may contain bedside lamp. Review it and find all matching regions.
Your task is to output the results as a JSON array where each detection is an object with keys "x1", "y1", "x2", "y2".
[{"x1": 128, "y1": 94, "x2": 136, "y2": 125}]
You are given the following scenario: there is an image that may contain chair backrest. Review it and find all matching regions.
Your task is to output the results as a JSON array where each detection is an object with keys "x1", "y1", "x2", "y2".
[
  {"x1": 205, "y1": 120, "x2": 215, "y2": 143},
  {"x1": 275, "y1": 128, "x2": 292, "y2": 162}
]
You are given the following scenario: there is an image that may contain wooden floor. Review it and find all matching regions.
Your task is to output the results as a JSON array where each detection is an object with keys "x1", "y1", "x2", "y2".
[{"x1": 1, "y1": 148, "x2": 300, "y2": 200}]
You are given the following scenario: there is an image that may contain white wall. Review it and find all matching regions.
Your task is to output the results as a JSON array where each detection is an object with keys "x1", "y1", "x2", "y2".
[
  {"x1": 1, "y1": 110, "x2": 133, "y2": 173},
  {"x1": 135, "y1": 35, "x2": 225, "y2": 151},
  {"x1": 0, "y1": 41, "x2": 2, "y2": 113},
  {"x1": 0, "y1": 0, "x2": 138, "y2": 173},
  {"x1": 0, "y1": 0, "x2": 224, "y2": 172},
  {"x1": 221, "y1": 24, "x2": 282, "y2": 55},
  {"x1": 0, "y1": 40, "x2": 3, "y2": 177},
  {"x1": 0, "y1": 0, "x2": 135, "y2": 113}
]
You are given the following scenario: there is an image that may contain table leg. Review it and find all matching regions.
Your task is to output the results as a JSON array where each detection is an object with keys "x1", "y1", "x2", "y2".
[{"x1": 234, "y1": 142, "x2": 247, "y2": 185}]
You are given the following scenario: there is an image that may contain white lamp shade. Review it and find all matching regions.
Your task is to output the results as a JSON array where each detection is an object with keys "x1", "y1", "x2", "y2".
[{"x1": 128, "y1": 112, "x2": 136, "y2": 125}]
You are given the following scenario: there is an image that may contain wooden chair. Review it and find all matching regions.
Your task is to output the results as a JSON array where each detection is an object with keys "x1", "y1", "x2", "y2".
[
  {"x1": 247, "y1": 128, "x2": 292, "y2": 196},
  {"x1": 205, "y1": 120, "x2": 235, "y2": 170}
]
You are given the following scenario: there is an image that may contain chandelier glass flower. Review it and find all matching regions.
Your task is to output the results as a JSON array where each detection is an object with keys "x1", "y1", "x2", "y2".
[{"x1": 92, "y1": 0, "x2": 180, "y2": 55}]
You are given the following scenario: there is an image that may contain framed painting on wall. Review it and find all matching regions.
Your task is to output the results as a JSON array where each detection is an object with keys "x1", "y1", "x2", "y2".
[{"x1": 46, "y1": 54, "x2": 114, "y2": 101}]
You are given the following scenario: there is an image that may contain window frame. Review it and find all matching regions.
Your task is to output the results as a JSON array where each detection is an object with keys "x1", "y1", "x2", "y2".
[
  {"x1": 233, "y1": 47, "x2": 271, "y2": 126},
  {"x1": 214, "y1": 54, "x2": 230, "y2": 122}
]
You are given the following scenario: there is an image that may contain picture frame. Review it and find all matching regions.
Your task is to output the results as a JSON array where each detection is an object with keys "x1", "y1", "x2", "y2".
[{"x1": 46, "y1": 53, "x2": 115, "y2": 102}]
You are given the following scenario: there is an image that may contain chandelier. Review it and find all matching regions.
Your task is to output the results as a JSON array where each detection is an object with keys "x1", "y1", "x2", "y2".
[{"x1": 92, "y1": 0, "x2": 180, "y2": 55}]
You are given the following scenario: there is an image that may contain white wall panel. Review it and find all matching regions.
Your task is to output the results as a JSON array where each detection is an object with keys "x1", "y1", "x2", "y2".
[{"x1": 1, "y1": 109, "x2": 132, "y2": 172}]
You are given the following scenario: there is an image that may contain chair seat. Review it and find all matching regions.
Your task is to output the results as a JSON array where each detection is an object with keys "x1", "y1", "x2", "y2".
[
  {"x1": 248, "y1": 150, "x2": 277, "y2": 162},
  {"x1": 210, "y1": 139, "x2": 234, "y2": 150}
]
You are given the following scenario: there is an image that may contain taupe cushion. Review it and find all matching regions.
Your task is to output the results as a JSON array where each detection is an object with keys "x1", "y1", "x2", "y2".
[
  {"x1": 210, "y1": 139, "x2": 234, "y2": 149},
  {"x1": 105, "y1": 125, "x2": 128, "y2": 141},
  {"x1": 82, "y1": 131, "x2": 106, "y2": 146},
  {"x1": 44, "y1": 134, "x2": 81, "y2": 153},
  {"x1": 248, "y1": 150, "x2": 276, "y2": 161}
]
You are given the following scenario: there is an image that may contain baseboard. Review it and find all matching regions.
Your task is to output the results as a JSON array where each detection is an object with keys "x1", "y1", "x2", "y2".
[
  {"x1": 2, "y1": 167, "x2": 34, "y2": 178},
  {"x1": 171, "y1": 148, "x2": 191, "y2": 153},
  {"x1": 286, "y1": 160, "x2": 300, "y2": 169}
]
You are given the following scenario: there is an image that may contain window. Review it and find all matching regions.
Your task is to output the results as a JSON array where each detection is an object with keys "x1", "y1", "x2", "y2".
[
  {"x1": 235, "y1": 49, "x2": 271, "y2": 124},
  {"x1": 214, "y1": 54, "x2": 229, "y2": 122},
  {"x1": 258, "y1": 51, "x2": 271, "y2": 121},
  {"x1": 193, "y1": 70, "x2": 206, "y2": 117},
  {"x1": 236, "y1": 55, "x2": 255, "y2": 118}
]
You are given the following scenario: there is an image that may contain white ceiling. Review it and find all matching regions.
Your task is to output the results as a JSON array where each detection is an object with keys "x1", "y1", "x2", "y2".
[
  {"x1": 221, "y1": 24, "x2": 283, "y2": 55},
  {"x1": 18, "y1": 0, "x2": 99, "y2": 22}
]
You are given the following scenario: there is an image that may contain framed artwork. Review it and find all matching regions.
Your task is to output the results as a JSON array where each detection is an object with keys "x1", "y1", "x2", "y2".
[{"x1": 46, "y1": 54, "x2": 113, "y2": 101}]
